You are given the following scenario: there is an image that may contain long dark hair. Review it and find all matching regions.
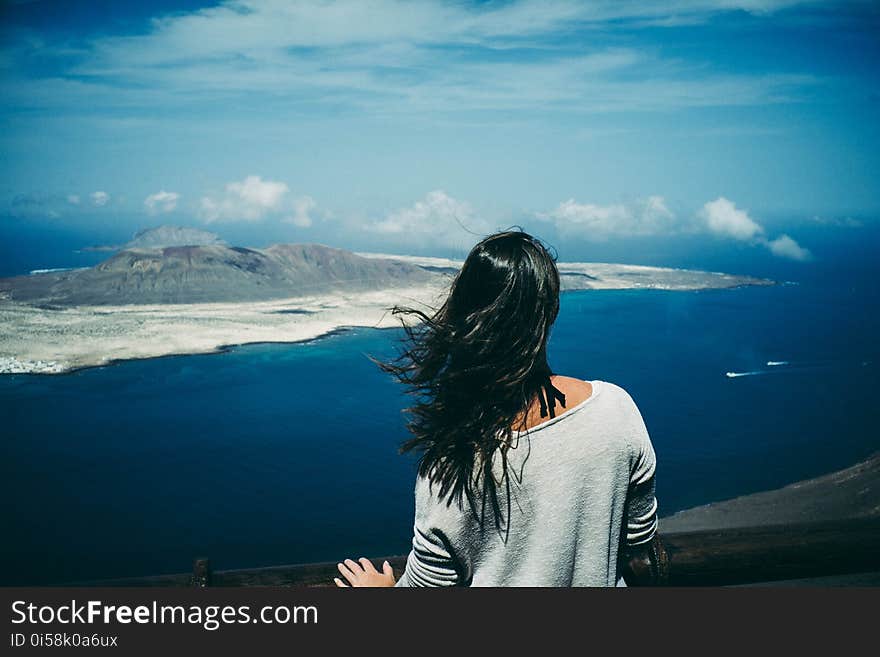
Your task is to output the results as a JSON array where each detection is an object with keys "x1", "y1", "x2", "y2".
[{"x1": 378, "y1": 229, "x2": 564, "y2": 533}]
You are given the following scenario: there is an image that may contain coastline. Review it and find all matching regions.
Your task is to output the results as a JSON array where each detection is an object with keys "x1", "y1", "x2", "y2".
[
  {"x1": 0, "y1": 260, "x2": 773, "y2": 376},
  {"x1": 0, "y1": 283, "x2": 447, "y2": 376},
  {"x1": 0, "y1": 327, "x2": 365, "y2": 378},
  {"x1": 359, "y1": 252, "x2": 776, "y2": 292}
]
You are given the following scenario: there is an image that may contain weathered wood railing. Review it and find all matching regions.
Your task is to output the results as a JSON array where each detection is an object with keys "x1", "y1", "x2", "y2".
[{"x1": 79, "y1": 518, "x2": 880, "y2": 587}]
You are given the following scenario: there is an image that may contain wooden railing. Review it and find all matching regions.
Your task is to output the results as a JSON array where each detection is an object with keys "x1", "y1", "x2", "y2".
[{"x1": 78, "y1": 518, "x2": 880, "y2": 587}]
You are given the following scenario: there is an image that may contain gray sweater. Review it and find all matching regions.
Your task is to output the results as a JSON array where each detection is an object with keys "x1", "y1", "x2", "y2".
[{"x1": 395, "y1": 380, "x2": 659, "y2": 587}]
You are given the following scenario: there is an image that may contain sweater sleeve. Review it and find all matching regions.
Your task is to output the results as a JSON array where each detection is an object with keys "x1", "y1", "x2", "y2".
[
  {"x1": 624, "y1": 398, "x2": 659, "y2": 547},
  {"x1": 395, "y1": 476, "x2": 463, "y2": 587}
]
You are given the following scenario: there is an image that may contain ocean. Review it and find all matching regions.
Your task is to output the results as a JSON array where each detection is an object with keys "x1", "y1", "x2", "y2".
[{"x1": 1, "y1": 246, "x2": 879, "y2": 585}]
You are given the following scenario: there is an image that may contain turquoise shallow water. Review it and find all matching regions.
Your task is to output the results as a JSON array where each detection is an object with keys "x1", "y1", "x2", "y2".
[{"x1": 1, "y1": 278, "x2": 878, "y2": 584}]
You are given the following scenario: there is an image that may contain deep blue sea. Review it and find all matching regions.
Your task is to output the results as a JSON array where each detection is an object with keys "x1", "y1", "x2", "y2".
[{"x1": 2, "y1": 238, "x2": 879, "y2": 585}]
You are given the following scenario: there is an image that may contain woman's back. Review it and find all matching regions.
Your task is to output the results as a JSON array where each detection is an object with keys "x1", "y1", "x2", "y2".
[
  {"x1": 335, "y1": 232, "x2": 663, "y2": 588},
  {"x1": 395, "y1": 379, "x2": 659, "y2": 587}
]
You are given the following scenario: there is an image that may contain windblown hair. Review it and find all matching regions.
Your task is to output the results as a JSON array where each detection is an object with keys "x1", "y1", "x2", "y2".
[{"x1": 378, "y1": 230, "x2": 562, "y2": 533}]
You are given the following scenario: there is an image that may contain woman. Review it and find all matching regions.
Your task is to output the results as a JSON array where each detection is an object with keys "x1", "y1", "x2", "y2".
[{"x1": 335, "y1": 230, "x2": 668, "y2": 587}]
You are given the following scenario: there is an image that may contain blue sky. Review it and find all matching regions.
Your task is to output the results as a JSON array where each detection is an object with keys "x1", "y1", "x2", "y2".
[{"x1": 1, "y1": 0, "x2": 878, "y2": 263}]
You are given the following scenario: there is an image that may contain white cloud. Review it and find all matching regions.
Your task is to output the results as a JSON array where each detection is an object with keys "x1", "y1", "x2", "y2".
[
  {"x1": 91, "y1": 191, "x2": 110, "y2": 206},
  {"x1": 539, "y1": 195, "x2": 675, "y2": 240},
  {"x1": 0, "y1": 0, "x2": 822, "y2": 123},
  {"x1": 80, "y1": 1, "x2": 826, "y2": 56},
  {"x1": 284, "y1": 196, "x2": 317, "y2": 228},
  {"x1": 199, "y1": 175, "x2": 289, "y2": 223},
  {"x1": 144, "y1": 190, "x2": 180, "y2": 214},
  {"x1": 370, "y1": 190, "x2": 492, "y2": 249},
  {"x1": 767, "y1": 233, "x2": 812, "y2": 260},
  {"x1": 537, "y1": 193, "x2": 812, "y2": 261},
  {"x1": 698, "y1": 197, "x2": 764, "y2": 240},
  {"x1": 699, "y1": 196, "x2": 810, "y2": 260},
  {"x1": 67, "y1": 194, "x2": 80, "y2": 205}
]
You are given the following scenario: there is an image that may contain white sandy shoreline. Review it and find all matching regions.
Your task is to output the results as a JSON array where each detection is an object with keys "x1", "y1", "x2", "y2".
[
  {"x1": 0, "y1": 283, "x2": 448, "y2": 376},
  {"x1": 0, "y1": 260, "x2": 773, "y2": 376},
  {"x1": 0, "y1": 326, "x2": 374, "y2": 376}
]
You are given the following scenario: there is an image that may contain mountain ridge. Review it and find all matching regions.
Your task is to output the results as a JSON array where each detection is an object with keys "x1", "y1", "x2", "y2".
[
  {"x1": 1, "y1": 242, "x2": 436, "y2": 305},
  {"x1": 80, "y1": 224, "x2": 227, "y2": 252}
]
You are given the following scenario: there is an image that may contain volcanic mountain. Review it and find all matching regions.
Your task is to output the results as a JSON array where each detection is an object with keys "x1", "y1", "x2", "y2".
[
  {"x1": 124, "y1": 225, "x2": 227, "y2": 249},
  {"x1": 80, "y1": 225, "x2": 228, "y2": 252},
  {"x1": 0, "y1": 243, "x2": 437, "y2": 305}
]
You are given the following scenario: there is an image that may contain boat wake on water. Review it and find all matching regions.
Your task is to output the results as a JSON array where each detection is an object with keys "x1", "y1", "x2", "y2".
[
  {"x1": 726, "y1": 359, "x2": 797, "y2": 378},
  {"x1": 724, "y1": 359, "x2": 871, "y2": 379}
]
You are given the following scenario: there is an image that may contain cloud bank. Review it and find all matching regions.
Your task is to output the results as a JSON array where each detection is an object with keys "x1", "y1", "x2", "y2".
[
  {"x1": 200, "y1": 176, "x2": 289, "y2": 223},
  {"x1": 697, "y1": 197, "x2": 764, "y2": 240},
  {"x1": 766, "y1": 233, "x2": 812, "y2": 261},
  {"x1": 536, "y1": 193, "x2": 811, "y2": 260},
  {"x1": 0, "y1": 0, "x2": 824, "y2": 124},
  {"x1": 539, "y1": 196, "x2": 675, "y2": 240},
  {"x1": 369, "y1": 190, "x2": 493, "y2": 249},
  {"x1": 699, "y1": 197, "x2": 811, "y2": 260},
  {"x1": 144, "y1": 190, "x2": 180, "y2": 215}
]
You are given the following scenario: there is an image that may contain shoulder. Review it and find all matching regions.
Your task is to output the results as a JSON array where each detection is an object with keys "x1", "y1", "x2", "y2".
[
  {"x1": 597, "y1": 380, "x2": 638, "y2": 404},
  {"x1": 579, "y1": 379, "x2": 651, "y2": 451},
  {"x1": 602, "y1": 382, "x2": 649, "y2": 431},
  {"x1": 553, "y1": 376, "x2": 640, "y2": 413}
]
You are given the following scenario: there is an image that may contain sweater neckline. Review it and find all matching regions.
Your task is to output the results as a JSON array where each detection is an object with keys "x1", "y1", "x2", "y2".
[{"x1": 515, "y1": 379, "x2": 603, "y2": 435}]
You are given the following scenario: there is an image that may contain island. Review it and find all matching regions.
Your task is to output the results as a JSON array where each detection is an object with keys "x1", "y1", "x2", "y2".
[{"x1": 0, "y1": 227, "x2": 773, "y2": 375}]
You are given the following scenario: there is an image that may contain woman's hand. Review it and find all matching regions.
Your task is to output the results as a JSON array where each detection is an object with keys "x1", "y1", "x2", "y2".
[{"x1": 334, "y1": 558, "x2": 396, "y2": 587}]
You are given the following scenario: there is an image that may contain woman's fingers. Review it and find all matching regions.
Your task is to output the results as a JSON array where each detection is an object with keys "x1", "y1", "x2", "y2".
[
  {"x1": 337, "y1": 561, "x2": 357, "y2": 583},
  {"x1": 335, "y1": 556, "x2": 396, "y2": 587}
]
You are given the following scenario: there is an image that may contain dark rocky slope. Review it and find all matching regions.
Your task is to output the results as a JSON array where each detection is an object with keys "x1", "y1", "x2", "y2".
[
  {"x1": 1, "y1": 243, "x2": 437, "y2": 305},
  {"x1": 661, "y1": 452, "x2": 880, "y2": 532}
]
